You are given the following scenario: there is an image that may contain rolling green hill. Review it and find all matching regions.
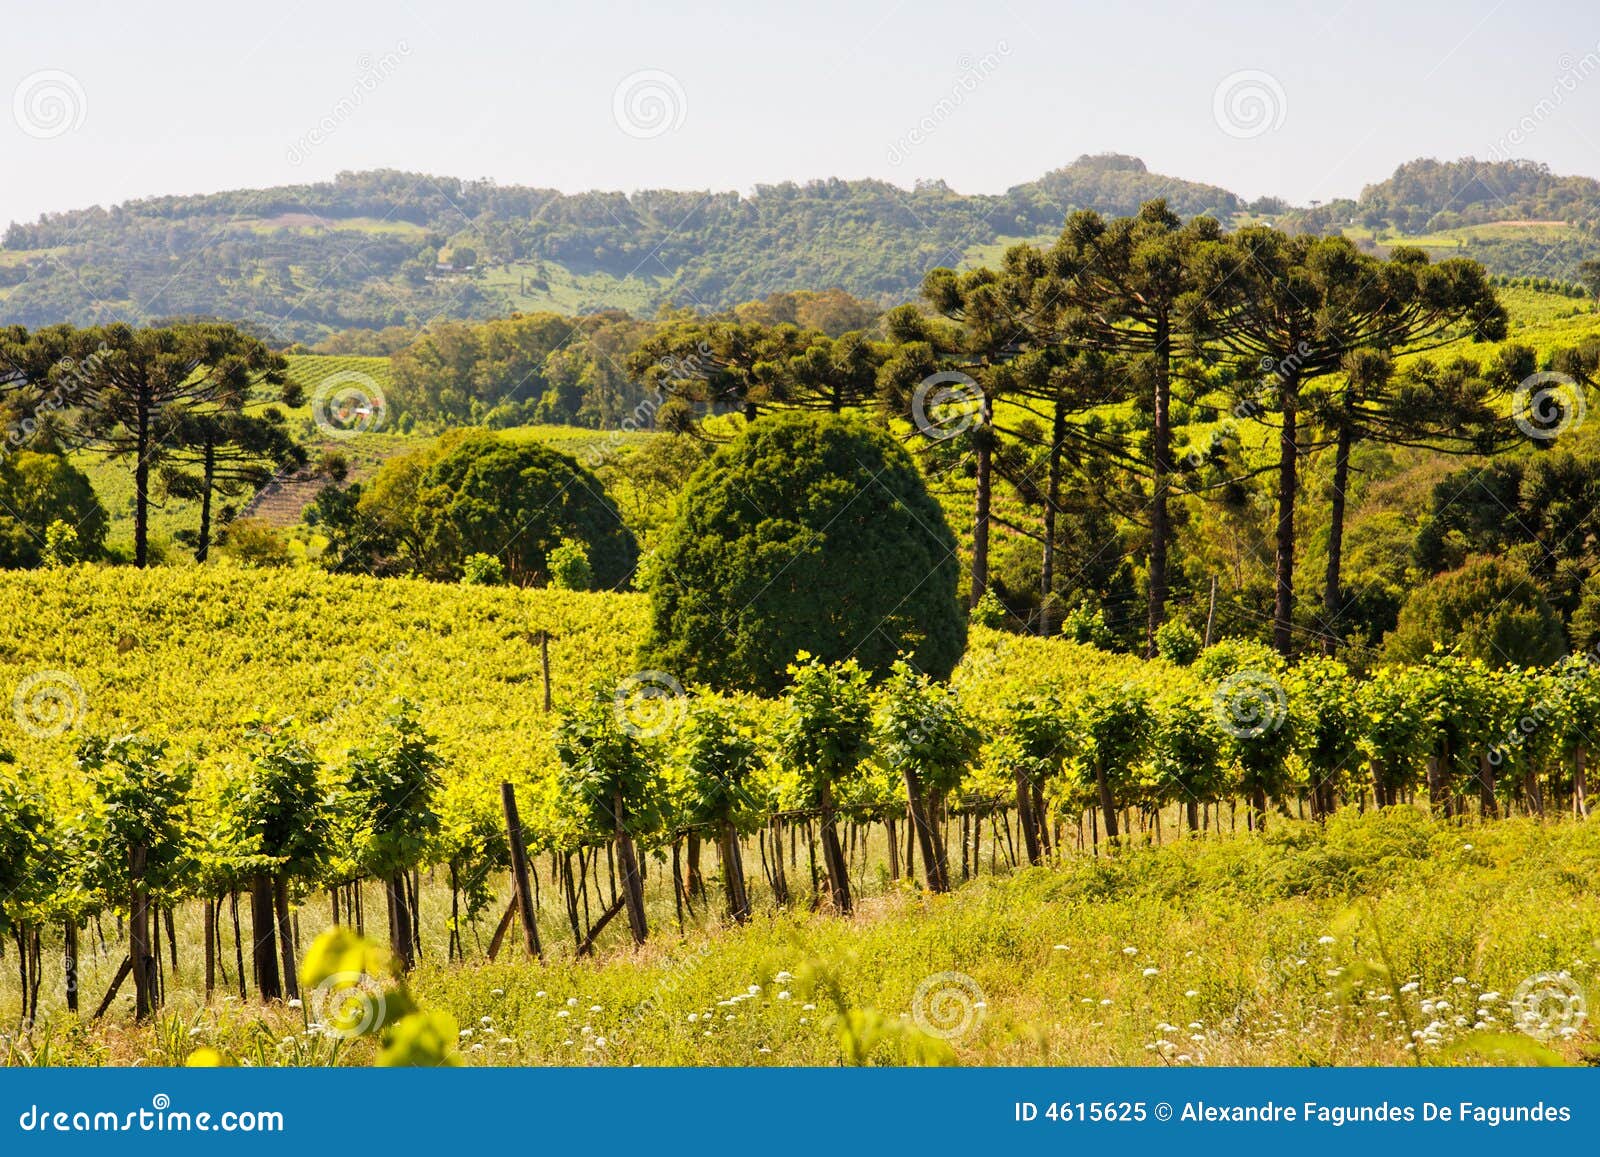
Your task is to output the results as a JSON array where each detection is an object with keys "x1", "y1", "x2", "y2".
[
  {"x1": 0, "y1": 156, "x2": 1245, "y2": 341},
  {"x1": 1281, "y1": 158, "x2": 1600, "y2": 286},
  {"x1": 8, "y1": 155, "x2": 1598, "y2": 343}
]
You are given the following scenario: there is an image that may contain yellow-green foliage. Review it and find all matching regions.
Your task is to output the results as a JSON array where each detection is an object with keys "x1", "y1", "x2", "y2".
[
  {"x1": 280, "y1": 354, "x2": 393, "y2": 400},
  {"x1": 0, "y1": 565, "x2": 645, "y2": 808}
]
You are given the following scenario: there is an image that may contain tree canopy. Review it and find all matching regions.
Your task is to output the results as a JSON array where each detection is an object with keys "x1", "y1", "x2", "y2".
[{"x1": 643, "y1": 412, "x2": 966, "y2": 695}]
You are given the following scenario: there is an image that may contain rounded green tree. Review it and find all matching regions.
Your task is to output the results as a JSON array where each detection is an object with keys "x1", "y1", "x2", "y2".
[
  {"x1": 368, "y1": 430, "x2": 638, "y2": 588},
  {"x1": 643, "y1": 412, "x2": 966, "y2": 694},
  {"x1": 1384, "y1": 556, "x2": 1564, "y2": 669}
]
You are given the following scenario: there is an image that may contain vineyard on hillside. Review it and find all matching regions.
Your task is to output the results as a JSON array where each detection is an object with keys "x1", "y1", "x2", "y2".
[{"x1": 0, "y1": 564, "x2": 1594, "y2": 1061}]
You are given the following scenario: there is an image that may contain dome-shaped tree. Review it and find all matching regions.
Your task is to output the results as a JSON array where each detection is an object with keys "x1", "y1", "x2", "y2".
[
  {"x1": 1384, "y1": 556, "x2": 1564, "y2": 669},
  {"x1": 366, "y1": 430, "x2": 638, "y2": 588},
  {"x1": 644, "y1": 412, "x2": 966, "y2": 694}
]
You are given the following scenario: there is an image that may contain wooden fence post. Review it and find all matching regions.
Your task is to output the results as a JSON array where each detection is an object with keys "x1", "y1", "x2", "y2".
[{"x1": 501, "y1": 782, "x2": 544, "y2": 959}]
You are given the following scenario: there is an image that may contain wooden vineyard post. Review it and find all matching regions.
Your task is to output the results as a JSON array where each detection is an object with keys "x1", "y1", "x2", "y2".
[
  {"x1": 129, "y1": 844, "x2": 153, "y2": 1020},
  {"x1": 817, "y1": 786, "x2": 852, "y2": 914},
  {"x1": 613, "y1": 789, "x2": 649, "y2": 945},
  {"x1": 273, "y1": 881, "x2": 299, "y2": 1000},
  {"x1": 385, "y1": 872, "x2": 414, "y2": 971},
  {"x1": 500, "y1": 782, "x2": 544, "y2": 959},
  {"x1": 1576, "y1": 746, "x2": 1590, "y2": 819},
  {"x1": 203, "y1": 900, "x2": 216, "y2": 999},
  {"x1": 717, "y1": 821, "x2": 751, "y2": 923},
  {"x1": 250, "y1": 874, "x2": 282, "y2": 998},
  {"x1": 1013, "y1": 768, "x2": 1042, "y2": 865},
  {"x1": 903, "y1": 767, "x2": 947, "y2": 892},
  {"x1": 768, "y1": 816, "x2": 789, "y2": 905},
  {"x1": 519, "y1": 628, "x2": 557, "y2": 712},
  {"x1": 230, "y1": 891, "x2": 247, "y2": 999},
  {"x1": 64, "y1": 921, "x2": 79, "y2": 1014},
  {"x1": 538, "y1": 630, "x2": 553, "y2": 713}
]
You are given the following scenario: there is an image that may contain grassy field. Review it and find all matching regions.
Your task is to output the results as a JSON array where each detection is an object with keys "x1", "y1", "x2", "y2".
[
  {"x1": 8, "y1": 810, "x2": 1595, "y2": 1066},
  {"x1": 958, "y1": 233, "x2": 1058, "y2": 270},
  {"x1": 279, "y1": 353, "x2": 393, "y2": 399},
  {"x1": 475, "y1": 261, "x2": 671, "y2": 317},
  {"x1": 1345, "y1": 220, "x2": 1582, "y2": 249},
  {"x1": 242, "y1": 215, "x2": 429, "y2": 239}
]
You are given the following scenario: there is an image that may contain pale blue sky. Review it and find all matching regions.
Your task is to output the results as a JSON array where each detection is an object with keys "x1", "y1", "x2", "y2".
[{"x1": 4, "y1": 0, "x2": 1600, "y2": 226}]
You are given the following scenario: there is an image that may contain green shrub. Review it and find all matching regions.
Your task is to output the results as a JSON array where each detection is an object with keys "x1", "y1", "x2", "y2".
[
  {"x1": 219, "y1": 518, "x2": 291, "y2": 568},
  {"x1": 460, "y1": 552, "x2": 506, "y2": 586},
  {"x1": 547, "y1": 538, "x2": 593, "y2": 591},
  {"x1": 969, "y1": 589, "x2": 1006, "y2": 629},
  {"x1": 1154, "y1": 620, "x2": 1203, "y2": 665},
  {"x1": 1061, "y1": 601, "x2": 1114, "y2": 649}
]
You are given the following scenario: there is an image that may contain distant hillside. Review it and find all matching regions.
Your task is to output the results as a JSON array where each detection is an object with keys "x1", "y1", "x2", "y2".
[
  {"x1": 1279, "y1": 158, "x2": 1600, "y2": 284},
  {"x1": 5, "y1": 155, "x2": 1597, "y2": 341},
  {"x1": 0, "y1": 156, "x2": 1239, "y2": 341}
]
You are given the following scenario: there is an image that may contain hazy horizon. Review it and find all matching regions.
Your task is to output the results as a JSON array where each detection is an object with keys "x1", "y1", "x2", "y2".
[{"x1": 5, "y1": 0, "x2": 1600, "y2": 228}]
